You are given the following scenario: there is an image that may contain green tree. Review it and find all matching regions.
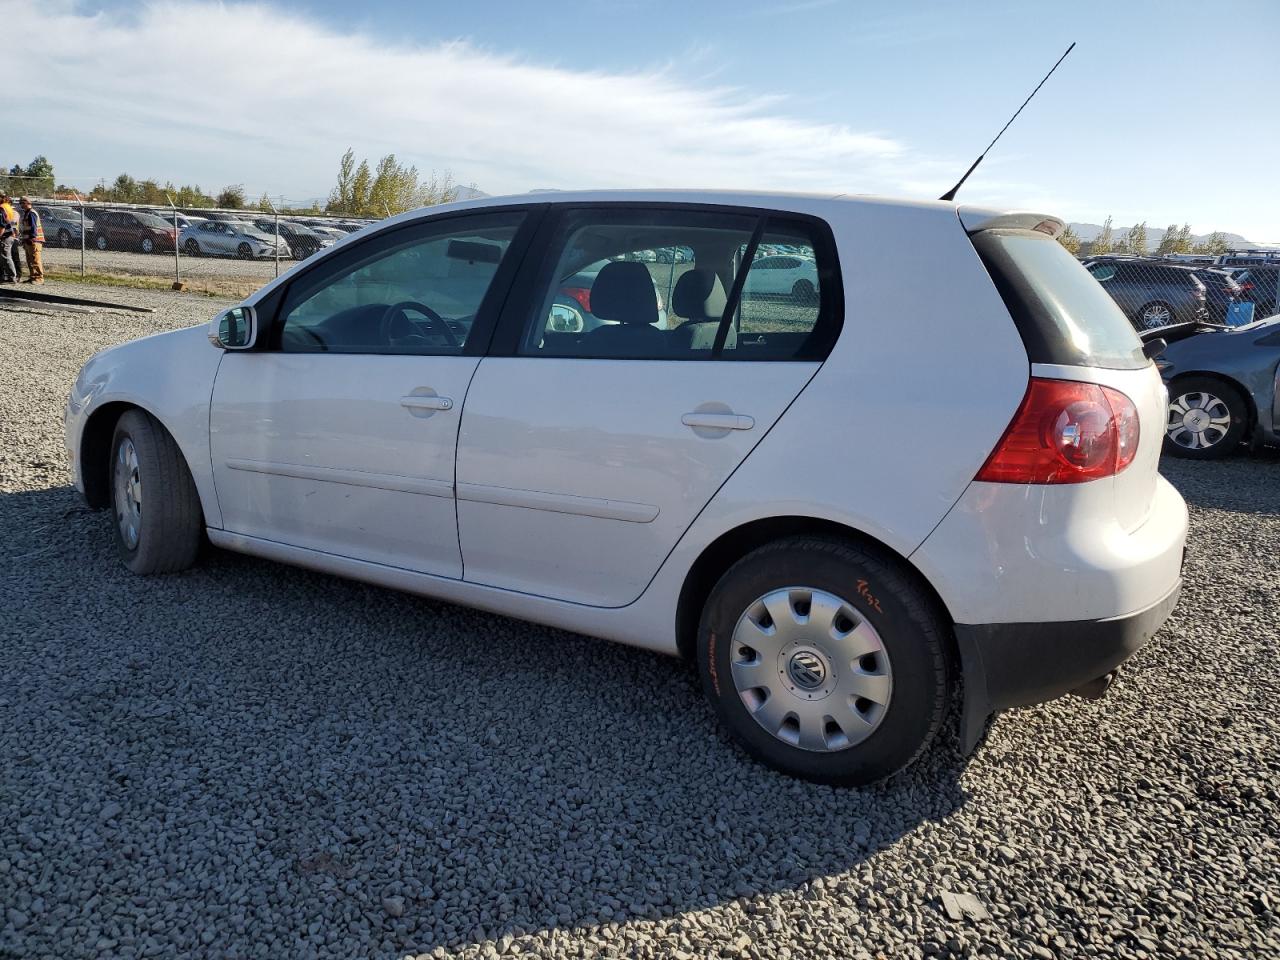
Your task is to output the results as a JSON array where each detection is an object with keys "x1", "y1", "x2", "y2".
[
  {"x1": 1126, "y1": 221, "x2": 1148, "y2": 255},
  {"x1": 216, "y1": 184, "x2": 246, "y2": 209},
  {"x1": 1192, "y1": 231, "x2": 1229, "y2": 255},
  {"x1": 1092, "y1": 216, "x2": 1114, "y2": 256},
  {"x1": 1057, "y1": 224, "x2": 1081, "y2": 256},
  {"x1": 327, "y1": 148, "x2": 459, "y2": 217},
  {"x1": 1155, "y1": 224, "x2": 1180, "y2": 255},
  {"x1": 328, "y1": 148, "x2": 358, "y2": 214}
]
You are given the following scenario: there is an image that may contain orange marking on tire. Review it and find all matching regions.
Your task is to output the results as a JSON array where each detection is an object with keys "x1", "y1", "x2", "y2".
[
  {"x1": 856, "y1": 579, "x2": 883, "y2": 614},
  {"x1": 708, "y1": 630, "x2": 720, "y2": 695}
]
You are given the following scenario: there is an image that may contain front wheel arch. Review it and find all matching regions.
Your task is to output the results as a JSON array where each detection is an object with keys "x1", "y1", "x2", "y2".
[{"x1": 80, "y1": 402, "x2": 139, "y2": 509}]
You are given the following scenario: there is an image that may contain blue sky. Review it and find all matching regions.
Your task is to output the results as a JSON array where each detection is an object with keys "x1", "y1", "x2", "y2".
[{"x1": 12, "y1": 0, "x2": 1280, "y2": 240}]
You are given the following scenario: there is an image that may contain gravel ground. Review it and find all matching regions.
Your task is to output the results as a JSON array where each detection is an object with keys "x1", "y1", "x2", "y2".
[
  {"x1": 41, "y1": 244, "x2": 294, "y2": 287},
  {"x1": 1, "y1": 289, "x2": 1278, "y2": 960}
]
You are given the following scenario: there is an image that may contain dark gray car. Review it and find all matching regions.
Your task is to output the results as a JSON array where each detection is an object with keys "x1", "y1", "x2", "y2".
[
  {"x1": 36, "y1": 205, "x2": 95, "y2": 248},
  {"x1": 1086, "y1": 259, "x2": 1208, "y2": 329},
  {"x1": 1153, "y1": 314, "x2": 1280, "y2": 458}
]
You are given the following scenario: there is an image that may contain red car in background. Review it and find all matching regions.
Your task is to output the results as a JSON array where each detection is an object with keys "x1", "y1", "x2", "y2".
[{"x1": 92, "y1": 209, "x2": 178, "y2": 254}]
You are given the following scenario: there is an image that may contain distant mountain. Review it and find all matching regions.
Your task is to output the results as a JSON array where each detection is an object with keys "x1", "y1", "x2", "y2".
[
  {"x1": 452, "y1": 185, "x2": 488, "y2": 201},
  {"x1": 1068, "y1": 222, "x2": 1253, "y2": 247}
]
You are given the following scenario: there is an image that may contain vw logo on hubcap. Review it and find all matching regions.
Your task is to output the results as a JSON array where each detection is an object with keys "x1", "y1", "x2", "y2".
[{"x1": 787, "y1": 651, "x2": 827, "y2": 689}]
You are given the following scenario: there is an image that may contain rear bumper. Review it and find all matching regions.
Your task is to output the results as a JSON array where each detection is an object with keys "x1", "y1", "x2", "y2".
[{"x1": 954, "y1": 579, "x2": 1182, "y2": 751}]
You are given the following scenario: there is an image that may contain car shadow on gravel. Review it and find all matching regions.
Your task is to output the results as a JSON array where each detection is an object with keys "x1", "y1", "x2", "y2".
[{"x1": 2, "y1": 485, "x2": 969, "y2": 959}]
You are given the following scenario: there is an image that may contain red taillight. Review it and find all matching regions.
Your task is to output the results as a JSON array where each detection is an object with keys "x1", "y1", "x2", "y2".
[
  {"x1": 976, "y1": 378, "x2": 1140, "y2": 484},
  {"x1": 561, "y1": 286, "x2": 591, "y2": 313},
  {"x1": 1240, "y1": 282, "x2": 1255, "y2": 293}
]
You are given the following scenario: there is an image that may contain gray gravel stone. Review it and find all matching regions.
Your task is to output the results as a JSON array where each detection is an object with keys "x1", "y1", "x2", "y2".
[{"x1": 1, "y1": 286, "x2": 1278, "y2": 960}]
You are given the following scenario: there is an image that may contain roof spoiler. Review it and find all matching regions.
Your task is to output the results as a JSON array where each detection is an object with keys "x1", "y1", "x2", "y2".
[{"x1": 958, "y1": 207, "x2": 1066, "y2": 239}]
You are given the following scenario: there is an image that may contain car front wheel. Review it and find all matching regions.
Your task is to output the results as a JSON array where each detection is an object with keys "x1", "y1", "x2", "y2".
[
  {"x1": 110, "y1": 410, "x2": 204, "y2": 575},
  {"x1": 95, "y1": 234, "x2": 109, "y2": 251},
  {"x1": 1164, "y1": 376, "x2": 1248, "y2": 459},
  {"x1": 697, "y1": 536, "x2": 950, "y2": 786}
]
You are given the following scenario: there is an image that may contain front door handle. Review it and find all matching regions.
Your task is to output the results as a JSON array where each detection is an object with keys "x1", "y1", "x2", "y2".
[
  {"x1": 400, "y1": 395, "x2": 453, "y2": 412},
  {"x1": 681, "y1": 412, "x2": 754, "y2": 431}
]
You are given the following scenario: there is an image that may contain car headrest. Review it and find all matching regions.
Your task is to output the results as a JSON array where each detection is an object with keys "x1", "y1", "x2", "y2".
[
  {"x1": 590, "y1": 261, "x2": 658, "y2": 326},
  {"x1": 672, "y1": 269, "x2": 727, "y2": 321}
]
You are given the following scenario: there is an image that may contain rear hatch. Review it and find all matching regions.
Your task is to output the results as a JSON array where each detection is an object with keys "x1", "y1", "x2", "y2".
[{"x1": 964, "y1": 215, "x2": 1165, "y2": 531}]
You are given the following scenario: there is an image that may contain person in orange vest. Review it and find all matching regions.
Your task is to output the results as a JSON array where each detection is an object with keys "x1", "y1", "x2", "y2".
[
  {"x1": 0, "y1": 192, "x2": 17, "y2": 283},
  {"x1": 17, "y1": 197, "x2": 44, "y2": 284}
]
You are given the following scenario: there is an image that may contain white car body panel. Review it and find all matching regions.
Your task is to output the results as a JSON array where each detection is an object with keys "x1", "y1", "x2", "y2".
[
  {"x1": 65, "y1": 324, "x2": 225, "y2": 529},
  {"x1": 208, "y1": 353, "x2": 477, "y2": 577},
  {"x1": 455, "y1": 357, "x2": 818, "y2": 606},
  {"x1": 64, "y1": 188, "x2": 1187, "y2": 677}
]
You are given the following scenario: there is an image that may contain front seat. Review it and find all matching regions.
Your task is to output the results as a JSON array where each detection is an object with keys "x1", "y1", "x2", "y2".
[
  {"x1": 584, "y1": 261, "x2": 665, "y2": 356},
  {"x1": 670, "y1": 268, "x2": 735, "y2": 352}
]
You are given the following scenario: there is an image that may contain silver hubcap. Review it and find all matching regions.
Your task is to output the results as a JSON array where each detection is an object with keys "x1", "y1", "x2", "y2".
[
  {"x1": 1141, "y1": 304, "x2": 1172, "y2": 328},
  {"x1": 112, "y1": 438, "x2": 142, "y2": 550},
  {"x1": 1167, "y1": 391, "x2": 1231, "y2": 449},
  {"x1": 730, "y1": 587, "x2": 892, "y2": 752}
]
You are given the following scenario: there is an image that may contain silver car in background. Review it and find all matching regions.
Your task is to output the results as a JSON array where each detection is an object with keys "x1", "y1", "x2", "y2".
[{"x1": 179, "y1": 219, "x2": 291, "y2": 260}]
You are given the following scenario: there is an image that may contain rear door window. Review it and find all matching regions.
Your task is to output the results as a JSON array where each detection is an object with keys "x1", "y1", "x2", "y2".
[
  {"x1": 972, "y1": 229, "x2": 1147, "y2": 369},
  {"x1": 512, "y1": 206, "x2": 841, "y2": 361}
]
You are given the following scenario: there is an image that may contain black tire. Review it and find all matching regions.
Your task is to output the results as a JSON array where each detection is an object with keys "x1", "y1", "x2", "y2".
[
  {"x1": 697, "y1": 536, "x2": 950, "y2": 786},
  {"x1": 1136, "y1": 300, "x2": 1176, "y2": 329},
  {"x1": 184, "y1": 238, "x2": 201, "y2": 257},
  {"x1": 95, "y1": 233, "x2": 109, "y2": 251},
  {"x1": 792, "y1": 278, "x2": 816, "y2": 302},
  {"x1": 57, "y1": 228, "x2": 72, "y2": 248},
  {"x1": 109, "y1": 410, "x2": 204, "y2": 575},
  {"x1": 237, "y1": 242, "x2": 253, "y2": 260},
  {"x1": 1163, "y1": 376, "x2": 1248, "y2": 460}
]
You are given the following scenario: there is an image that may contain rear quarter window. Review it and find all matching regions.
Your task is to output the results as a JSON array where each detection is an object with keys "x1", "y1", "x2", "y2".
[{"x1": 972, "y1": 229, "x2": 1148, "y2": 370}]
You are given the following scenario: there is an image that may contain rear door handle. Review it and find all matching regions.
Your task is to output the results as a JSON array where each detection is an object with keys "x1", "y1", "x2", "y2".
[
  {"x1": 400, "y1": 395, "x2": 453, "y2": 412},
  {"x1": 681, "y1": 412, "x2": 754, "y2": 431}
]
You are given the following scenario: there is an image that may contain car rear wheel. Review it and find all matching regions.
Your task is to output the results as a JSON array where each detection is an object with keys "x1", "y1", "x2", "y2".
[
  {"x1": 95, "y1": 234, "x2": 109, "y2": 251},
  {"x1": 237, "y1": 242, "x2": 253, "y2": 260},
  {"x1": 792, "y1": 278, "x2": 815, "y2": 302},
  {"x1": 1137, "y1": 301, "x2": 1175, "y2": 329},
  {"x1": 697, "y1": 536, "x2": 950, "y2": 786},
  {"x1": 109, "y1": 410, "x2": 204, "y2": 575},
  {"x1": 57, "y1": 228, "x2": 73, "y2": 248},
  {"x1": 1164, "y1": 376, "x2": 1248, "y2": 460},
  {"x1": 140, "y1": 236, "x2": 155, "y2": 254}
]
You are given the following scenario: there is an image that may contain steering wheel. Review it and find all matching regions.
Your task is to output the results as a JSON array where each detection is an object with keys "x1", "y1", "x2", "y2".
[{"x1": 377, "y1": 301, "x2": 459, "y2": 348}]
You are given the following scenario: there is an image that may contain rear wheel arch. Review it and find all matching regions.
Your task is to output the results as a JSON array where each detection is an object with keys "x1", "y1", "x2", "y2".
[{"x1": 674, "y1": 516, "x2": 955, "y2": 663}]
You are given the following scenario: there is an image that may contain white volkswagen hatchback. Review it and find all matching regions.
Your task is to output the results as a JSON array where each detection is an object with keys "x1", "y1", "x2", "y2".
[{"x1": 66, "y1": 191, "x2": 1187, "y2": 785}]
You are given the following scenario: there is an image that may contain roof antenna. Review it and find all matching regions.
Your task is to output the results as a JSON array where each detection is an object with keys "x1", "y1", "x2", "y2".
[{"x1": 939, "y1": 42, "x2": 1076, "y2": 202}]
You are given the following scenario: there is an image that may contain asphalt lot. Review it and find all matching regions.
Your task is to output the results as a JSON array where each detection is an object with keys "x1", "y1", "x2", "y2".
[{"x1": 1, "y1": 285, "x2": 1278, "y2": 960}]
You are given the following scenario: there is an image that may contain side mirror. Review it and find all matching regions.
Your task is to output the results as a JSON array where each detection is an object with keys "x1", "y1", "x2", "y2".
[{"x1": 209, "y1": 305, "x2": 257, "y2": 350}]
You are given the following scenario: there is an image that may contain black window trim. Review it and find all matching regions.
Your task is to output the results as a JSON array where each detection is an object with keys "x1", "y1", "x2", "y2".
[
  {"x1": 486, "y1": 200, "x2": 844, "y2": 363},
  {"x1": 255, "y1": 203, "x2": 549, "y2": 357}
]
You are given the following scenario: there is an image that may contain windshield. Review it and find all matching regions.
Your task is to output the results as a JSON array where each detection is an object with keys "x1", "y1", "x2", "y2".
[{"x1": 973, "y1": 229, "x2": 1148, "y2": 370}]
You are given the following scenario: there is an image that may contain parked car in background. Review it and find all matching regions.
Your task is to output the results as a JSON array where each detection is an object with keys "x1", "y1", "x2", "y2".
[
  {"x1": 1151, "y1": 314, "x2": 1280, "y2": 458},
  {"x1": 1085, "y1": 258, "x2": 1207, "y2": 329},
  {"x1": 741, "y1": 253, "x2": 820, "y2": 303},
  {"x1": 302, "y1": 222, "x2": 348, "y2": 246},
  {"x1": 249, "y1": 218, "x2": 332, "y2": 259},
  {"x1": 64, "y1": 191, "x2": 1187, "y2": 786},
  {"x1": 92, "y1": 210, "x2": 178, "y2": 254},
  {"x1": 179, "y1": 220, "x2": 291, "y2": 260},
  {"x1": 37, "y1": 205, "x2": 95, "y2": 248},
  {"x1": 1231, "y1": 265, "x2": 1280, "y2": 319},
  {"x1": 1190, "y1": 267, "x2": 1243, "y2": 323}
]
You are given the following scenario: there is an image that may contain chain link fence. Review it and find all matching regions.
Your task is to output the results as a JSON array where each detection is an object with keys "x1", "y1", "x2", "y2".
[
  {"x1": 6, "y1": 181, "x2": 1278, "y2": 323},
  {"x1": 14, "y1": 193, "x2": 379, "y2": 298},
  {"x1": 1080, "y1": 250, "x2": 1280, "y2": 331}
]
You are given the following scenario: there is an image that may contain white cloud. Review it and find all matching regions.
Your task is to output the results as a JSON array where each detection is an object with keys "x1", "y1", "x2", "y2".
[{"x1": 13, "y1": 0, "x2": 964, "y2": 203}]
